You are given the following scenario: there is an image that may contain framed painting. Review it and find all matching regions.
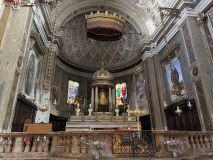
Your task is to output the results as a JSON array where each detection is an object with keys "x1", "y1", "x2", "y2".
[
  {"x1": 165, "y1": 56, "x2": 187, "y2": 102},
  {"x1": 24, "y1": 50, "x2": 38, "y2": 96}
]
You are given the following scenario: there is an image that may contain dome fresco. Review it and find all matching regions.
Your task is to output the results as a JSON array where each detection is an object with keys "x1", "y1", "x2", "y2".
[{"x1": 62, "y1": 12, "x2": 141, "y2": 67}]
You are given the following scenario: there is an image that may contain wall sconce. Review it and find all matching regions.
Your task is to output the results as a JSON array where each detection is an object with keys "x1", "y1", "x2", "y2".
[
  {"x1": 29, "y1": 94, "x2": 36, "y2": 103},
  {"x1": 187, "y1": 101, "x2": 193, "y2": 109},
  {"x1": 175, "y1": 106, "x2": 183, "y2": 116},
  {"x1": 39, "y1": 104, "x2": 48, "y2": 112},
  {"x1": 163, "y1": 101, "x2": 168, "y2": 108},
  {"x1": 53, "y1": 99, "x2": 58, "y2": 106}
]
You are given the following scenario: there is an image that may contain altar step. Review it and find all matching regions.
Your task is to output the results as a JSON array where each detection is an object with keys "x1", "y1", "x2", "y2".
[{"x1": 66, "y1": 115, "x2": 138, "y2": 131}]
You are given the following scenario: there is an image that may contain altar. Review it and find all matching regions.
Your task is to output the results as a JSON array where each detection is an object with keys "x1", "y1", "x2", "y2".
[{"x1": 66, "y1": 62, "x2": 138, "y2": 131}]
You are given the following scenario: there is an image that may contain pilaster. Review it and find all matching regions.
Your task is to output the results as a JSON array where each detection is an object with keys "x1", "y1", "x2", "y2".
[
  {"x1": 153, "y1": 54, "x2": 167, "y2": 130},
  {"x1": 181, "y1": 16, "x2": 213, "y2": 131},
  {"x1": 145, "y1": 57, "x2": 163, "y2": 130},
  {"x1": 0, "y1": 7, "x2": 33, "y2": 132}
]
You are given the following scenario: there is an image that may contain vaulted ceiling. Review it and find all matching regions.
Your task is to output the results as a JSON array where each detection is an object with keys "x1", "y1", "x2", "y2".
[{"x1": 52, "y1": 0, "x2": 174, "y2": 70}]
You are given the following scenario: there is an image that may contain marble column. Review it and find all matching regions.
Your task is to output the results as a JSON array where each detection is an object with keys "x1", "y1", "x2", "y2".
[
  {"x1": 112, "y1": 88, "x2": 115, "y2": 112},
  {"x1": 145, "y1": 57, "x2": 163, "y2": 130},
  {"x1": 109, "y1": 86, "x2": 112, "y2": 112},
  {"x1": 95, "y1": 86, "x2": 98, "y2": 112},
  {"x1": 153, "y1": 54, "x2": 167, "y2": 130},
  {"x1": 91, "y1": 87, "x2": 94, "y2": 111}
]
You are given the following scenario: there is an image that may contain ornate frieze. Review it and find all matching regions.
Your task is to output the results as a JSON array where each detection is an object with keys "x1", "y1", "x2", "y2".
[{"x1": 182, "y1": 23, "x2": 196, "y2": 63}]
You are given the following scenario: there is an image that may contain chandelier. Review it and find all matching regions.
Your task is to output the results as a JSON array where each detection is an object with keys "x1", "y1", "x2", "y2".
[{"x1": 85, "y1": 11, "x2": 125, "y2": 41}]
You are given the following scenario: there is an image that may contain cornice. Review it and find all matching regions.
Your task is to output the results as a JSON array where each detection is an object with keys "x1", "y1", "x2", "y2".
[
  {"x1": 30, "y1": 31, "x2": 46, "y2": 55},
  {"x1": 141, "y1": 0, "x2": 212, "y2": 61},
  {"x1": 56, "y1": 56, "x2": 143, "y2": 78}
]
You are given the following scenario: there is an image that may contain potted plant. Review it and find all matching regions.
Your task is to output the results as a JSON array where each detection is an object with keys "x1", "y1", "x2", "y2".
[
  {"x1": 167, "y1": 140, "x2": 182, "y2": 158},
  {"x1": 91, "y1": 141, "x2": 106, "y2": 159}
]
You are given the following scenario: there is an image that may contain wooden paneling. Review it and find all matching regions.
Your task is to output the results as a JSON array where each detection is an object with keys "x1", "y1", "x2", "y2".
[
  {"x1": 140, "y1": 115, "x2": 151, "y2": 130},
  {"x1": 49, "y1": 114, "x2": 67, "y2": 132},
  {"x1": 11, "y1": 94, "x2": 37, "y2": 132},
  {"x1": 164, "y1": 99, "x2": 201, "y2": 131}
]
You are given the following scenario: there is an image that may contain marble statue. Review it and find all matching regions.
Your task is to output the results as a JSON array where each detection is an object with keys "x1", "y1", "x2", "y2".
[
  {"x1": 75, "y1": 103, "x2": 80, "y2": 116},
  {"x1": 88, "y1": 104, "x2": 93, "y2": 116},
  {"x1": 115, "y1": 105, "x2": 119, "y2": 116}
]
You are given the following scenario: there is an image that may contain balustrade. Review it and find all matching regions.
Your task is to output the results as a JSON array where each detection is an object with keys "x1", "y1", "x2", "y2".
[
  {"x1": 153, "y1": 131, "x2": 213, "y2": 158},
  {"x1": 0, "y1": 131, "x2": 213, "y2": 159}
]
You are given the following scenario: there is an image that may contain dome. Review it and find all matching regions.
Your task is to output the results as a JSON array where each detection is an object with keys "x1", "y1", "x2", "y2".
[{"x1": 92, "y1": 68, "x2": 113, "y2": 80}]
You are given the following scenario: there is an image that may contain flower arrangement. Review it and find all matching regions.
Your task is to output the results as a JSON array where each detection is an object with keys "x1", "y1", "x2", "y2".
[
  {"x1": 167, "y1": 140, "x2": 181, "y2": 149},
  {"x1": 91, "y1": 141, "x2": 106, "y2": 159},
  {"x1": 167, "y1": 140, "x2": 182, "y2": 158},
  {"x1": 91, "y1": 141, "x2": 106, "y2": 151}
]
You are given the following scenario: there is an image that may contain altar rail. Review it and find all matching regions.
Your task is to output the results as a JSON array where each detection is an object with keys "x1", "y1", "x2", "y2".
[
  {"x1": 153, "y1": 131, "x2": 213, "y2": 158},
  {"x1": 0, "y1": 131, "x2": 213, "y2": 158},
  {"x1": 0, "y1": 131, "x2": 114, "y2": 159}
]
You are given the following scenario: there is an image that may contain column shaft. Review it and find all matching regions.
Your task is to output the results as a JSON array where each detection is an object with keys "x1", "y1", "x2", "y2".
[
  {"x1": 95, "y1": 86, "x2": 98, "y2": 112},
  {"x1": 91, "y1": 87, "x2": 94, "y2": 111},
  {"x1": 112, "y1": 88, "x2": 115, "y2": 112},
  {"x1": 109, "y1": 86, "x2": 112, "y2": 112},
  {"x1": 145, "y1": 57, "x2": 163, "y2": 130}
]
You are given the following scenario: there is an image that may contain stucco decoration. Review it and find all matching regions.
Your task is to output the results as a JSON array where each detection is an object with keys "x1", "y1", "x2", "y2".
[{"x1": 62, "y1": 13, "x2": 141, "y2": 66}]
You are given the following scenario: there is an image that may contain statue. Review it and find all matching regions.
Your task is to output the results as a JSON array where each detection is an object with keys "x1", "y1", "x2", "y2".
[
  {"x1": 88, "y1": 104, "x2": 93, "y2": 116},
  {"x1": 115, "y1": 105, "x2": 119, "y2": 116},
  {"x1": 78, "y1": 96, "x2": 84, "y2": 110},
  {"x1": 121, "y1": 97, "x2": 129, "y2": 112},
  {"x1": 74, "y1": 95, "x2": 79, "y2": 105},
  {"x1": 75, "y1": 103, "x2": 80, "y2": 116},
  {"x1": 98, "y1": 89, "x2": 108, "y2": 105}
]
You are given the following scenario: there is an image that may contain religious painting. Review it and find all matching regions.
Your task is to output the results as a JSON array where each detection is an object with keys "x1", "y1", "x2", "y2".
[
  {"x1": 24, "y1": 50, "x2": 38, "y2": 96},
  {"x1": 166, "y1": 57, "x2": 186, "y2": 102},
  {"x1": 67, "y1": 80, "x2": 79, "y2": 104},
  {"x1": 116, "y1": 83, "x2": 127, "y2": 105},
  {"x1": 134, "y1": 70, "x2": 148, "y2": 108}
]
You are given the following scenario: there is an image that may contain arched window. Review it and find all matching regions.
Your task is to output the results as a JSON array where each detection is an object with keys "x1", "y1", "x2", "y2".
[
  {"x1": 67, "y1": 80, "x2": 79, "y2": 104},
  {"x1": 115, "y1": 83, "x2": 127, "y2": 105}
]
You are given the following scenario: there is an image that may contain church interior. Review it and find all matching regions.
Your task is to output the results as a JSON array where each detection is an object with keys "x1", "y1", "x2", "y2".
[{"x1": 0, "y1": 0, "x2": 213, "y2": 159}]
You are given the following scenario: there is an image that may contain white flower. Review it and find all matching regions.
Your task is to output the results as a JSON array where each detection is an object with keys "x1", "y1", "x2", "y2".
[{"x1": 93, "y1": 141, "x2": 98, "y2": 145}]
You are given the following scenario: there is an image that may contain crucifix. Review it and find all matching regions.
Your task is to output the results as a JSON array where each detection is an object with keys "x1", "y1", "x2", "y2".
[
  {"x1": 101, "y1": 61, "x2": 107, "y2": 70},
  {"x1": 128, "y1": 103, "x2": 142, "y2": 131}
]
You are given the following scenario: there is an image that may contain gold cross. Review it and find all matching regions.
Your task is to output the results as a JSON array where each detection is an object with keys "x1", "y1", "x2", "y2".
[{"x1": 128, "y1": 103, "x2": 146, "y2": 131}]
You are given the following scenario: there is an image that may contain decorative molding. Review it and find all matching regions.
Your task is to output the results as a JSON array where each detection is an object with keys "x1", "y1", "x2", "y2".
[
  {"x1": 30, "y1": 31, "x2": 47, "y2": 55},
  {"x1": 196, "y1": 12, "x2": 205, "y2": 26},
  {"x1": 159, "y1": 42, "x2": 180, "y2": 63},
  {"x1": 190, "y1": 62, "x2": 201, "y2": 82},
  {"x1": 140, "y1": 0, "x2": 211, "y2": 61},
  {"x1": 182, "y1": 23, "x2": 196, "y2": 64}
]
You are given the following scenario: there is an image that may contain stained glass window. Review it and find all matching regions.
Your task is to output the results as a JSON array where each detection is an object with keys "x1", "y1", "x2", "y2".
[
  {"x1": 67, "y1": 80, "x2": 79, "y2": 104},
  {"x1": 116, "y1": 83, "x2": 127, "y2": 105}
]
